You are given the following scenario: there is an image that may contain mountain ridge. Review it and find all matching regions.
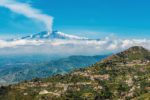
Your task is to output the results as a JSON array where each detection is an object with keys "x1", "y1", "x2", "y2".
[
  {"x1": 101, "y1": 46, "x2": 150, "y2": 63},
  {"x1": 21, "y1": 30, "x2": 88, "y2": 40},
  {"x1": 0, "y1": 46, "x2": 150, "y2": 100},
  {"x1": 0, "y1": 55, "x2": 107, "y2": 85}
]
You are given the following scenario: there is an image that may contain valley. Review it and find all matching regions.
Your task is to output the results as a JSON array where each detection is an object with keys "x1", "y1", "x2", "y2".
[
  {"x1": 0, "y1": 54, "x2": 107, "y2": 85},
  {"x1": 0, "y1": 46, "x2": 149, "y2": 100}
]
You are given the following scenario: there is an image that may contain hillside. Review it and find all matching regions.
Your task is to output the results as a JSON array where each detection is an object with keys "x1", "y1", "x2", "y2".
[
  {"x1": 0, "y1": 55, "x2": 107, "y2": 85},
  {"x1": 0, "y1": 46, "x2": 150, "y2": 100}
]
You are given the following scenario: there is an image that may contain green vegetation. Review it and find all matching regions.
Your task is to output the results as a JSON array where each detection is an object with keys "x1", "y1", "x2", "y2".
[
  {"x1": 0, "y1": 55, "x2": 107, "y2": 85},
  {"x1": 0, "y1": 46, "x2": 150, "y2": 100}
]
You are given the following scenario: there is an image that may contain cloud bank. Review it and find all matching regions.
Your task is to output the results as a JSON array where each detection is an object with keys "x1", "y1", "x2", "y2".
[
  {"x1": 0, "y1": 0, "x2": 53, "y2": 31},
  {"x1": 0, "y1": 38, "x2": 150, "y2": 55}
]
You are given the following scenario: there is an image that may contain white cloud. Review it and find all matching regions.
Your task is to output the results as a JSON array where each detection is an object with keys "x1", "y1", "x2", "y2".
[
  {"x1": 0, "y1": 0, "x2": 53, "y2": 31},
  {"x1": 0, "y1": 38, "x2": 150, "y2": 55}
]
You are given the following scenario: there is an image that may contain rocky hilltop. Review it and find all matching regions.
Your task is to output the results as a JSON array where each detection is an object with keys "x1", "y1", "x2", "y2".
[{"x1": 0, "y1": 46, "x2": 150, "y2": 100}]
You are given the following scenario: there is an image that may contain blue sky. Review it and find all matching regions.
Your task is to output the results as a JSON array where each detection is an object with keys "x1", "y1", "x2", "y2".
[{"x1": 0, "y1": 0, "x2": 150, "y2": 39}]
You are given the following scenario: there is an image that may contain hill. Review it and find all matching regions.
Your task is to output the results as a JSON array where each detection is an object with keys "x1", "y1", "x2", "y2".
[
  {"x1": 0, "y1": 55, "x2": 107, "y2": 85},
  {"x1": 0, "y1": 46, "x2": 150, "y2": 100}
]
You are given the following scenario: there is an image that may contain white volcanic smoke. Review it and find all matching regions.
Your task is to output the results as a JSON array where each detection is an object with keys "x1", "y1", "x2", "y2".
[{"x1": 0, "y1": 0, "x2": 53, "y2": 32}]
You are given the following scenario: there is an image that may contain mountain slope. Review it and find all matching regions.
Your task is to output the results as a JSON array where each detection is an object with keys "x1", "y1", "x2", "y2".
[
  {"x1": 0, "y1": 55, "x2": 107, "y2": 85},
  {"x1": 21, "y1": 31, "x2": 88, "y2": 40},
  {"x1": 0, "y1": 46, "x2": 150, "y2": 100},
  {"x1": 102, "y1": 46, "x2": 150, "y2": 62}
]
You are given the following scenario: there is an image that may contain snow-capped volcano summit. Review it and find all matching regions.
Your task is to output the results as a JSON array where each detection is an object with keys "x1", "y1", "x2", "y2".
[{"x1": 21, "y1": 31, "x2": 88, "y2": 40}]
